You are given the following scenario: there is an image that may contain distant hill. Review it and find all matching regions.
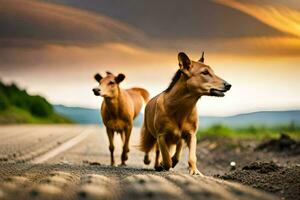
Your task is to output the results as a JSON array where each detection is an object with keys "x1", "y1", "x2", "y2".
[
  {"x1": 54, "y1": 105, "x2": 144, "y2": 127},
  {"x1": 0, "y1": 81, "x2": 71, "y2": 124},
  {"x1": 53, "y1": 105, "x2": 300, "y2": 128},
  {"x1": 54, "y1": 105, "x2": 101, "y2": 125},
  {"x1": 200, "y1": 111, "x2": 300, "y2": 128}
]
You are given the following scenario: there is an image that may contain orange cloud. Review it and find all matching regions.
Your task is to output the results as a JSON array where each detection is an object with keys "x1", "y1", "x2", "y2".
[
  {"x1": 1, "y1": 36, "x2": 300, "y2": 72},
  {"x1": 214, "y1": 0, "x2": 300, "y2": 37}
]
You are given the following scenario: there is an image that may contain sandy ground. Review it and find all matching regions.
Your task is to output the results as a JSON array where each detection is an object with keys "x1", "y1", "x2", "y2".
[
  {"x1": 0, "y1": 125, "x2": 279, "y2": 200},
  {"x1": 196, "y1": 136, "x2": 300, "y2": 200}
]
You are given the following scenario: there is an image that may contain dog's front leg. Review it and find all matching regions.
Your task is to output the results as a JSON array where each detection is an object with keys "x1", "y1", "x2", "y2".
[
  {"x1": 172, "y1": 139, "x2": 183, "y2": 168},
  {"x1": 121, "y1": 126, "x2": 131, "y2": 166},
  {"x1": 186, "y1": 134, "x2": 203, "y2": 176},
  {"x1": 157, "y1": 135, "x2": 172, "y2": 170},
  {"x1": 106, "y1": 128, "x2": 115, "y2": 166}
]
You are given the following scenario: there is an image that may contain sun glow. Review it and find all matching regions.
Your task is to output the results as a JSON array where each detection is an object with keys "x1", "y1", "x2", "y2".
[{"x1": 214, "y1": 0, "x2": 300, "y2": 38}]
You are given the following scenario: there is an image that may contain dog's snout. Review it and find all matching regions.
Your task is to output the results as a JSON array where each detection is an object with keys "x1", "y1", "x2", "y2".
[
  {"x1": 93, "y1": 88, "x2": 100, "y2": 92},
  {"x1": 224, "y1": 82, "x2": 232, "y2": 91},
  {"x1": 93, "y1": 88, "x2": 100, "y2": 95}
]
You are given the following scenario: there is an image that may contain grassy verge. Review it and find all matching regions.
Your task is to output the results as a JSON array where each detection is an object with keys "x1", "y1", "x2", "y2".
[
  {"x1": 197, "y1": 123, "x2": 300, "y2": 141},
  {"x1": 0, "y1": 81, "x2": 73, "y2": 124},
  {"x1": 0, "y1": 106, "x2": 72, "y2": 124}
]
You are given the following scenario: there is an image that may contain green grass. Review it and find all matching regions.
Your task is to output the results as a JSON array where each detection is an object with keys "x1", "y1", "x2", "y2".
[
  {"x1": 197, "y1": 123, "x2": 300, "y2": 141},
  {"x1": 0, "y1": 106, "x2": 72, "y2": 124},
  {"x1": 0, "y1": 80, "x2": 73, "y2": 124}
]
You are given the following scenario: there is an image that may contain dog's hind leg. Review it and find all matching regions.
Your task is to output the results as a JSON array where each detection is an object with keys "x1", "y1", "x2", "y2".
[
  {"x1": 141, "y1": 126, "x2": 155, "y2": 165},
  {"x1": 120, "y1": 131, "x2": 125, "y2": 144},
  {"x1": 154, "y1": 143, "x2": 163, "y2": 171}
]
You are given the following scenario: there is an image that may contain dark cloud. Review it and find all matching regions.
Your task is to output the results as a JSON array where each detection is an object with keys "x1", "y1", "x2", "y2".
[
  {"x1": 0, "y1": 0, "x2": 284, "y2": 50},
  {"x1": 42, "y1": 0, "x2": 282, "y2": 39},
  {"x1": 0, "y1": 0, "x2": 146, "y2": 47}
]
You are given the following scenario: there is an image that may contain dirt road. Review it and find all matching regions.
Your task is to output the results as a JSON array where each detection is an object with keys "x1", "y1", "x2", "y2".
[{"x1": 0, "y1": 125, "x2": 277, "y2": 200}]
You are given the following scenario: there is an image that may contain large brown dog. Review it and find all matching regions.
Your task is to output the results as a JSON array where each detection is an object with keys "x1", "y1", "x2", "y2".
[
  {"x1": 93, "y1": 72, "x2": 149, "y2": 166},
  {"x1": 140, "y1": 52, "x2": 231, "y2": 175}
]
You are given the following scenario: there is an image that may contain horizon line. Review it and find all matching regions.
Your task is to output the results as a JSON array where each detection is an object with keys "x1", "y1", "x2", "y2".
[{"x1": 54, "y1": 104, "x2": 300, "y2": 118}]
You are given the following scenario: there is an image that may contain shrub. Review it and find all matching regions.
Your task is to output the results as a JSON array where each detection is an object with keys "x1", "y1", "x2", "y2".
[
  {"x1": 0, "y1": 81, "x2": 53, "y2": 117},
  {"x1": 0, "y1": 91, "x2": 9, "y2": 110},
  {"x1": 29, "y1": 95, "x2": 53, "y2": 117}
]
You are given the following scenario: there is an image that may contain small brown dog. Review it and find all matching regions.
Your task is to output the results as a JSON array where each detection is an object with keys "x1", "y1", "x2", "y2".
[
  {"x1": 93, "y1": 72, "x2": 149, "y2": 166},
  {"x1": 140, "y1": 52, "x2": 231, "y2": 175}
]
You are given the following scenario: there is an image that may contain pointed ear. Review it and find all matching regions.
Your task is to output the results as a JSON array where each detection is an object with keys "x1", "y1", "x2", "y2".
[
  {"x1": 94, "y1": 73, "x2": 103, "y2": 82},
  {"x1": 178, "y1": 52, "x2": 191, "y2": 70},
  {"x1": 178, "y1": 52, "x2": 192, "y2": 77},
  {"x1": 199, "y1": 51, "x2": 205, "y2": 63},
  {"x1": 115, "y1": 73, "x2": 125, "y2": 83}
]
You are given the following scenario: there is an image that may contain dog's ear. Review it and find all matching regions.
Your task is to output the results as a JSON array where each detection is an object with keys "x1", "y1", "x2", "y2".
[
  {"x1": 178, "y1": 52, "x2": 191, "y2": 70},
  {"x1": 199, "y1": 51, "x2": 205, "y2": 63},
  {"x1": 115, "y1": 73, "x2": 125, "y2": 84},
  {"x1": 178, "y1": 52, "x2": 192, "y2": 77},
  {"x1": 94, "y1": 73, "x2": 103, "y2": 82}
]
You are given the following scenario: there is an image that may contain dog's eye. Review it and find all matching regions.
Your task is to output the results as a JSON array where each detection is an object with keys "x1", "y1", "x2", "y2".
[
  {"x1": 201, "y1": 70, "x2": 210, "y2": 75},
  {"x1": 108, "y1": 81, "x2": 115, "y2": 85}
]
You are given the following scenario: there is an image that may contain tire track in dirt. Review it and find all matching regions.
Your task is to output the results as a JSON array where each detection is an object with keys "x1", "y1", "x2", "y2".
[
  {"x1": 166, "y1": 174, "x2": 275, "y2": 200},
  {"x1": 46, "y1": 127, "x2": 147, "y2": 167},
  {"x1": 0, "y1": 125, "x2": 92, "y2": 163},
  {"x1": 0, "y1": 126, "x2": 37, "y2": 143},
  {"x1": 121, "y1": 174, "x2": 188, "y2": 200},
  {"x1": 77, "y1": 174, "x2": 118, "y2": 200},
  {"x1": 31, "y1": 128, "x2": 93, "y2": 164}
]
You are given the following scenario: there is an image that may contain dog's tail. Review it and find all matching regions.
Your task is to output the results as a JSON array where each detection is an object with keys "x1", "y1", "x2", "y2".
[
  {"x1": 131, "y1": 87, "x2": 150, "y2": 103},
  {"x1": 139, "y1": 124, "x2": 156, "y2": 153}
]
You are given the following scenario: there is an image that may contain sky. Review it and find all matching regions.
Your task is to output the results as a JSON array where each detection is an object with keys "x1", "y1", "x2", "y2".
[{"x1": 0, "y1": 0, "x2": 300, "y2": 116}]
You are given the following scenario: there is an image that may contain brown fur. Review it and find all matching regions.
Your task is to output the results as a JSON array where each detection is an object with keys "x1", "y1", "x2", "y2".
[
  {"x1": 140, "y1": 52, "x2": 231, "y2": 175},
  {"x1": 93, "y1": 73, "x2": 149, "y2": 166}
]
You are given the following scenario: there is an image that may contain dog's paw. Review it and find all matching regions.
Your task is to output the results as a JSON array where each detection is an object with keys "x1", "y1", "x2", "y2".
[
  {"x1": 189, "y1": 168, "x2": 204, "y2": 176},
  {"x1": 119, "y1": 163, "x2": 127, "y2": 167},
  {"x1": 155, "y1": 162, "x2": 171, "y2": 172},
  {"x1": 154, "y1": 165, "x2": 164, "y2": 172},
  {"x1": 143, "y1": 155, "x2": 151, "y2": 165},
  {"x1": 121, "y1": 153, "x2": 128, "y2": 162},
  {"x1": 171, "y1": 156, "x2": 179, "y2": 168}
]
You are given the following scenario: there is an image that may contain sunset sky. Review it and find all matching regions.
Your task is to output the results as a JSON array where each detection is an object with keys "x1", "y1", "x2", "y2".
[{"x1": 0, "y1": 0, "x2": 300, "y2": 116}]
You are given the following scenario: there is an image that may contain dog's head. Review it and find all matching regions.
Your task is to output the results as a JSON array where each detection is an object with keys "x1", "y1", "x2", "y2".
[
  {"x1": 92, "y1": 71, "x2": 125, "y2": 98},
  {"x1": 178, "y1": 52, "x2": 231, "y2": 97}
]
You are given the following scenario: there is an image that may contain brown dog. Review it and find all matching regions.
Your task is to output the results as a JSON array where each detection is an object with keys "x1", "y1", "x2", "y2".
[
  {"x1": 140, "y1": 52, "x2": 231, "y2": 175},
  {"x1": 93, "y1": 72, "x2": 149, "y2": 166}
]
